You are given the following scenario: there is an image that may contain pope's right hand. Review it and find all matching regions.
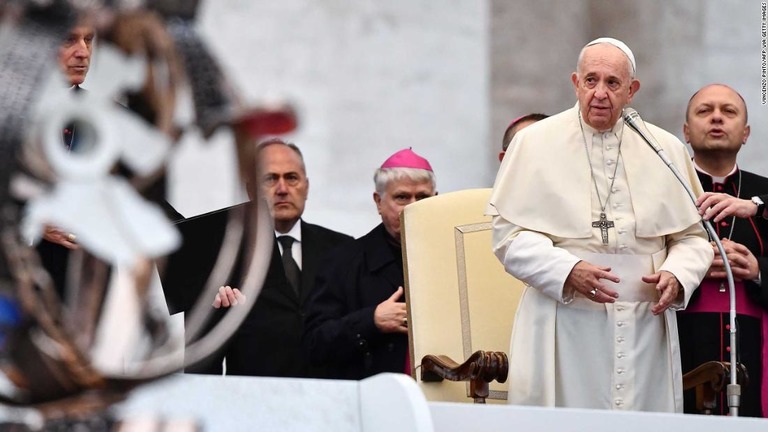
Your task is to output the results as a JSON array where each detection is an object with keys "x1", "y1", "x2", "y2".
[
  {"x1": 564, "y1": 261, "x2": 620, "y2": 303},
  {"x1": 212, "y1": 285, "x2": 246, "y2": 309}
]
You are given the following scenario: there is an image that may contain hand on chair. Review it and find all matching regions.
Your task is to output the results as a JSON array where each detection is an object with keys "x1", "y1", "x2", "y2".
[
  {"x1": 374, "y1": 286, "x2": 408, "y2": 334},
  {"x1": 213, "y1": 285, "x2": 246, "y2": 308}
]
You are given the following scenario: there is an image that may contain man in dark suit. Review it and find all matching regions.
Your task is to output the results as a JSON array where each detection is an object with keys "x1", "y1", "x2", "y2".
[
  {"x1": 36, "y1": 24, "x2": 95, "y2": 277},
  {"x1": 165, "y1": 139, "x2": 352, "y2": 378},
  {"x1": 39, "y1": 23, "x2": 184, "y2": 298}
]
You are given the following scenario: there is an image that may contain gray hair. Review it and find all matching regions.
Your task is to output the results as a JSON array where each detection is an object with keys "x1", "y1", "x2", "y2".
[
  {"x1": 255, "y1": 137, "x2": 306, "y2": 174},
  {"x1": 373, "y1": 167, "x2": 436, "y2": 195}
]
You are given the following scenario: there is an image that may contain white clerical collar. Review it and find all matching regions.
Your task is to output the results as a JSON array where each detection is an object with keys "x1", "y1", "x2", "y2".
[
  {"x1": 575, "y1": 102, "x2": 625, "y2": 140},
  {"x1": 275, "y1": 220, "x2": 302, "y2": 243},
  {"x1": 693, "y1": 160, "x2": 738, "y2": 184}
]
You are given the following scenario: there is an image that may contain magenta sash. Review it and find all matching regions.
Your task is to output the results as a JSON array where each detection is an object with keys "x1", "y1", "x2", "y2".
[{"x1": 682, "y1": 279, "x2": 768, "y2": 416}]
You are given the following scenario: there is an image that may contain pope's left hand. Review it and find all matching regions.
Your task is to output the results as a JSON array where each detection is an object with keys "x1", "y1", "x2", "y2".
[{"x1": 642, "y1": 270, "x2": 679, "y2": 315}]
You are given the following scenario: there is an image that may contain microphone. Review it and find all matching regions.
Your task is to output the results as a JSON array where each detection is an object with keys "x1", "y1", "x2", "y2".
[
  {"x1": 622, "y1": 108, "x2": 676, "y2": 173},
  {"x1": 622, "y1": 107, "x2": 741, "y2": 416}
]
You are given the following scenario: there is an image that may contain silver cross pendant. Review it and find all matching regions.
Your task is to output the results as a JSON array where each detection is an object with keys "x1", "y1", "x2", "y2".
[{"x1": 592, "y1": 212, "x2": 615, "y2": 245}]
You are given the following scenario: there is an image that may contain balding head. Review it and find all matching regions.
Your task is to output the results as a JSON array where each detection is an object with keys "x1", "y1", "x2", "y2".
[
  {"x1": 685, "y1": 84, "x2": 748, "y2": 123},
  {"x1": 684, "y1": 84, "x2": 750, "y2": 163}
]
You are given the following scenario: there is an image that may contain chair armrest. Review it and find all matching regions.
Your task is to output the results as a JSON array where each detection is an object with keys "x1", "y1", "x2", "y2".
[
  {"x1": 682, "y1": 361, "x2": 749, "y2": 415},
  {"x1": 420, "y1": 350, "x2": 508, "y2": 403}
]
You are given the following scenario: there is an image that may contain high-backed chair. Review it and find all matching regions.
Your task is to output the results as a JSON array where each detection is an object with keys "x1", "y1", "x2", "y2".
[
  {"x1": 401, "y1": 188, "x2": 747, "y2": 410},
  {"x1": 401, "y1": 188, "x2": 522, "y2": 404}
]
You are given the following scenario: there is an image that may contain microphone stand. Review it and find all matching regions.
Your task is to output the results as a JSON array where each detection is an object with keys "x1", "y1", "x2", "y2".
[{"x1": 623, "y1": 109, "x2": 740, "y2": 417}]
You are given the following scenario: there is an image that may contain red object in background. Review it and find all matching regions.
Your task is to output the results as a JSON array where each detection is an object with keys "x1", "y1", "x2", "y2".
[{"x1": 235, "y1": 106, "x2": 298, "y2": 138}]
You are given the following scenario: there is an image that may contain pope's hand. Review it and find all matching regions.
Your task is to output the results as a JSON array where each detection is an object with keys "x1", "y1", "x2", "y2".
[
  {"x1": 564, "y1": 261, "x2": 620, "y2": 303},
  {"x1": 642, "y1": 271, "x2": 679, "y2": 315}
]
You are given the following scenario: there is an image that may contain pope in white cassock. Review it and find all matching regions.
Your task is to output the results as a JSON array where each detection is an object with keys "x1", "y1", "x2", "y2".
[{"x1": 489, "y1": 38, "x2": 713, "y2": 412}]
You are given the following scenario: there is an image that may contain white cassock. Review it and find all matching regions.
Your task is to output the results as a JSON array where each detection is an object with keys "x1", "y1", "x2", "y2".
[{"x1": 488, "y1": 104, "x2": 713, "y2": 412}]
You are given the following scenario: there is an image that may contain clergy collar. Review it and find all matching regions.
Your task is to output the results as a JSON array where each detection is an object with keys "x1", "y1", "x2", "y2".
[
  {"x1": 275, "y1": 219, "x2": 302, "y2": 242},
  {"x1": 363, "y1": 224, "x2": 399, "y2": 274},
  {"x1": 574, "y1": 102, "x2": 625, "y2": 139},
  {"x1": 693, "y1": 160, "x2": 738, "y2": 184}
]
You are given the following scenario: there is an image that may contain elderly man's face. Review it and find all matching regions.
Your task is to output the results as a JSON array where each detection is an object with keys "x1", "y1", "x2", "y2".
[
  {"x1": 257, "y1": 144, "x2": 309, "y2": 233},
  {"x1": 58, "y1": 25, "x2": 95, "y2": 86},
  {"x1": 571, "y1": 44, "x2": 639, "y2": 131},
  {"x1": 684, "y1": 84, "x2": 750, "y2": 155},
  {"x1": 374, "y1": 177, "x2": 435, "y2": 241}
]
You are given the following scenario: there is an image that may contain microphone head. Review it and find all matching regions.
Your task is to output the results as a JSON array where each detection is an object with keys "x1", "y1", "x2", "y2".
[{"x1": 623, "y1": 107, "x2": 640, "y2": 123}]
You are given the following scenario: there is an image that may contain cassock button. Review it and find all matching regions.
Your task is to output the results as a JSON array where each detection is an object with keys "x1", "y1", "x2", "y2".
[
  {"x1": 607, "y1": 159, "x2": 615, "y2": 166},
  {"x1": 606, "y1": 145, "x2": 613, "y2": 151},
  {"x1": 616, "y1": 384, "x2": 624, "y2": 390},
  {"x1": 726, "y1": 346, "x2": 731, "y2": 352},
  {"x1": 616, "y1": 336, "x2": 625, "y2": 343},
  {"x1": 617, "y1": 321, "x2": 625, "y2": 327},
  {"x1": 356, "y1": 334, "x2": 368, "y2": 351},
  {"x1": 726, "y1": 324, "x2": 731, "y2": 330},
  {"x1": 615, "y1": 399, "x2": 624, "y2": 407},
  {"x1": 617, "y1": 352, "x2": 625, "y2": 358},
  {"x1": 720, "y1": 221, "x2": 728, "y2": 227},
  {"x1": 715, "y1": 184, "x2": 723, "y2": 191},
  {"x1": 617, "y1": 368, "x2": 626, "y2": 374}
]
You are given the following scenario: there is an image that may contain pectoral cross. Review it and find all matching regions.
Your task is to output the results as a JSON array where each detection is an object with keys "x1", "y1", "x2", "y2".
[{"x1": 592, "y1": 212, "x2": 615, "y2": 245}]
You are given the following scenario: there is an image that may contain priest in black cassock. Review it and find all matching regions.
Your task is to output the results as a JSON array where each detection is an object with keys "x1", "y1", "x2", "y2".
[
  {"x1": 679, "y1": 84, "x2": 768, "y2": 417},
  {"x1": 303, "y1": 148, "x2": 436, "y2": 379}
]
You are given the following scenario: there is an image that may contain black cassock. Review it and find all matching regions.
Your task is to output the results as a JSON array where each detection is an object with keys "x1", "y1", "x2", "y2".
[
  {"x1": 304, "y1": 223, "x2": 408, "y2": 380},
  {"x1": 677, "y1": 168, "x2": 768, "y2": 417}
]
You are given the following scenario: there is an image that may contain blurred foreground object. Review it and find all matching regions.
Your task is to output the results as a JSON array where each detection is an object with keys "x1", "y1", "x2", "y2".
[{"x1": 0, "y1": 1, "x2": 295, "y2": 429}]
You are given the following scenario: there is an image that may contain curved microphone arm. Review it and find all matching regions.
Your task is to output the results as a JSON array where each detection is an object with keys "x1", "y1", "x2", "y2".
[{"x1": 623, "y1": 108, "x2": 740, "y2": 417}]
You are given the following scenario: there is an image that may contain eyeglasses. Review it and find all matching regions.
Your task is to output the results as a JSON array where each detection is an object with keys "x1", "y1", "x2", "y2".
[{"x1": 262, "y1": 173, "x2": 303, "y2": 187}]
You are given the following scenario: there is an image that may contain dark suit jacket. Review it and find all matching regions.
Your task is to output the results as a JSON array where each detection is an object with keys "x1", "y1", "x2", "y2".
[
  {"x1": 303, "y1": 223, "x2": 407, "y2": 380},
  {"x1": 162, "y1": 202, "x2": 352, "y2": 378}
]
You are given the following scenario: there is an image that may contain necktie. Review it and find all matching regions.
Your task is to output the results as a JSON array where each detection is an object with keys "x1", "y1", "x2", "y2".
[{"x1": 277, "y1": 236, "x2": 301, "y2": 295}]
